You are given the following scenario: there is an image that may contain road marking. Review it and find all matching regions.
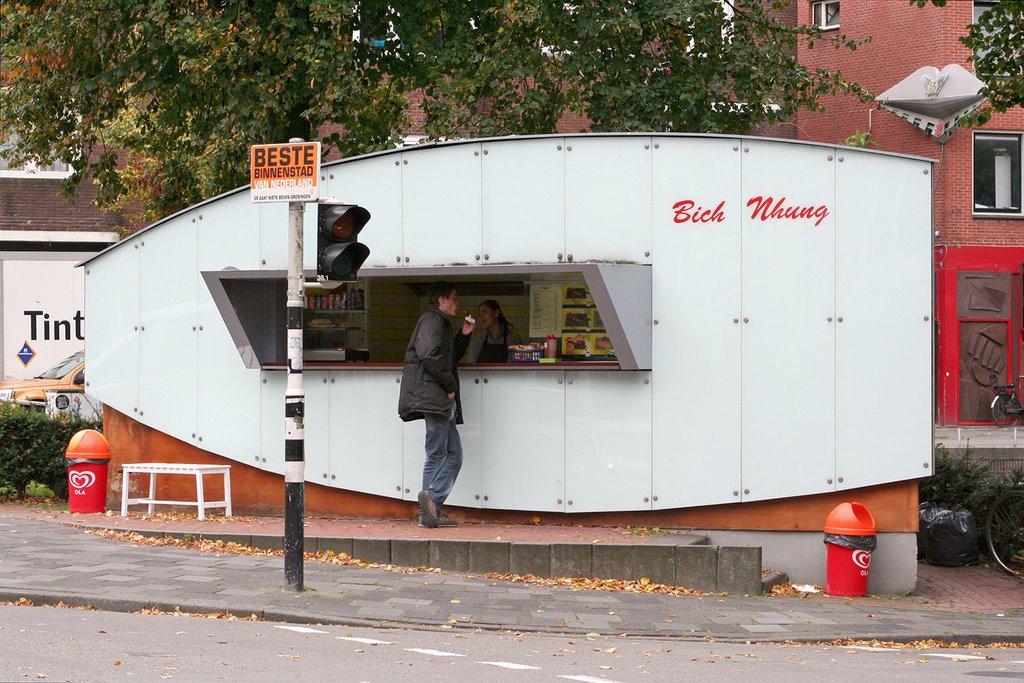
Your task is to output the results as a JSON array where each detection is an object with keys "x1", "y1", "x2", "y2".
[
  {"x1": 559, "y1": 676, "x2": 627, "y2": 683},
  {"x1": 405, "y1": 648, "x2": 466, "y2": 657},
  {"x1": 273, "y1": 625, "x2": 329, "y2": 634},
  {"x1": 479, "y1": 661, "x2": 541, "y2": 670},
  {"x1": 919, "y1": 653, "x2": 988, "y2": 661},
  {"x1": 336, "y1": 636, "x2": 393, "y2": 645}
]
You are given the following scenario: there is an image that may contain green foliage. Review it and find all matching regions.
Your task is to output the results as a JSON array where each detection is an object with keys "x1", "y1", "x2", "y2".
[
  {"x1": 920, "y1": 446, "x2": 1023, "y2": 523},
  {"x1": 842, "y1": 131, "x2": 876, "y2": 148},
  {"x1": 1, "y1": 0, "x2": 869, "y2": 221},
  {"x1": 0, "y1": 403, "x2": 102, "y2": 500}
]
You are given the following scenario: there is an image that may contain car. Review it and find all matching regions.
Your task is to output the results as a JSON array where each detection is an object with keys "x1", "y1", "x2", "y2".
[{"x1": 0, "y1": 350, "x2": 85, "y2": 405}]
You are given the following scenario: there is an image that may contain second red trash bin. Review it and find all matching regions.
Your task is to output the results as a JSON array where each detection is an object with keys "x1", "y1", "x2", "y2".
[
  {"x1": 823, "y1": 501, "x2": 877, "y2": 597},
  {"x1": 65, "y1": 429, "x2": 111, "y2": 513}
]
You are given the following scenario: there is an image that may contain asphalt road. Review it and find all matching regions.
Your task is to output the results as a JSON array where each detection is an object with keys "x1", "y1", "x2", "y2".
[{"x1": 3, "y1": 605, "x2": 1023, "y2": 682}]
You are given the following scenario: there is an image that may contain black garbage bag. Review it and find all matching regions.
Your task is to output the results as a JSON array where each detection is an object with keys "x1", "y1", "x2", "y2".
[
  {"x1": 920, "y1": 504, "x2": 980, "y2": 567},
  {"x1": 918, "y1": 502, "x2": 943, "y2": 559},
  {"x1": 823, "y1": 533, "x2": 878, "y2": 551}
]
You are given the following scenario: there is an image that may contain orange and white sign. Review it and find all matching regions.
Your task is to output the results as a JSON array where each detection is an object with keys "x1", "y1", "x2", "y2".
[{"x1": 250, "y1": 141, "x2": 321, "y2": 203}]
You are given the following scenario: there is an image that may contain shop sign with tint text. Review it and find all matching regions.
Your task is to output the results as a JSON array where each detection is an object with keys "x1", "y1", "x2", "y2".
[{"x1": 250, "y1": 141, "x2": 321, "y2": 203}]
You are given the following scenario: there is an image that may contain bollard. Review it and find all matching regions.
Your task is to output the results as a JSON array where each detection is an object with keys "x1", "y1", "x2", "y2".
[
  {"x1": 823, "y1": 501, "x2": 877, "y2": 597},
  {"x1": 65, "y1": 429, "x2": 111, "y2": 513}
]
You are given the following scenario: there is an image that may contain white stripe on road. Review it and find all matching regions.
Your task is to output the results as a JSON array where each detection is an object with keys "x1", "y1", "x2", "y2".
[
  {"x1": 479, "y1": 661, "x2": 541, "y2": 670},
  {"x1": 273, "y1": 625, "x2": 329, "y2": 634},
  {"x1": 405, "y1": 648, "x2": 466, "y2": 657},
  {"x1": 918, "y1": 653, "x2": 988, "y2": 661},
  {"x1": 336, "y1": 636, "x2": 393, "y2": 645},
  {"x1": 559, "y1": 676, "x2": 627, "y2": 683}
]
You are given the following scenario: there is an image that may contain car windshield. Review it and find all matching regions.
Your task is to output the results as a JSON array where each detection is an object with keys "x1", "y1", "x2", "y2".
[{"x1": 35, "y1": 350, "x2": 84, "y2": 380}]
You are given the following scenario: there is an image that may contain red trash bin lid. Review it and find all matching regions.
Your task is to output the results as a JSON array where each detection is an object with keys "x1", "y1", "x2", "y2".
[
  {"x1": 824, "y1": 501, "x2": 876, "y2": 535},
  {"x1": 64, "y1": 429, "x2": 111, "y2": 460}
]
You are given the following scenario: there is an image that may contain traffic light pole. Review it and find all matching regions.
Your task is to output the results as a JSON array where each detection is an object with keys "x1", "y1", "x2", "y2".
[{"x1": 284, "y1": 194, "x2": 306, "y2": 592}]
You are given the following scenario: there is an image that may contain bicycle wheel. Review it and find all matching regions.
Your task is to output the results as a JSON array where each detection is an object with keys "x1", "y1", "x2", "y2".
[
  {"x1": 986, "y1": 490, "x2": 1024, "y2": 576},
  {"x1": 992, "y1": 395, "x2": 1014, "y2": 426}
]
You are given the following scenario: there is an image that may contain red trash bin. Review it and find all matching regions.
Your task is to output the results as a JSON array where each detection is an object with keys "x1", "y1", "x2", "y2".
[
  {"x1": 824, "y1": 501, "x2": 877, "y2": 597},
  {"x1": 65, "y1": 429, "x2": 111, "y2": 513}
]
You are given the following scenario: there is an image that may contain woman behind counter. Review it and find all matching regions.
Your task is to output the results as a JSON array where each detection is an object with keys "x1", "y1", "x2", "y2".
[{"x1": 465, "y1": 299, "x2": 523, "y2": 363}]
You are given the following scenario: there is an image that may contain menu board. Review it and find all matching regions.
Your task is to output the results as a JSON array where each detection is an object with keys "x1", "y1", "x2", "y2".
[
  {"x1": 560, "y1": 283, "x2": 615, "y2": 359},
  {"x1": 528, "y1": 284, "x2": 562, "y2": 338}
]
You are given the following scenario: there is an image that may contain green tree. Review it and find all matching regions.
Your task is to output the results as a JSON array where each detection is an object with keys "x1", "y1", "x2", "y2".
[
  {"x1": 915, "y1": 0, "x2": 1024, "y2": 116},
  {"x1": 1, "y1": 0, "x2": 407, "y2": 221},
  {"x1": 2, "y1": 0, "x2": 865, "y2": 222}
]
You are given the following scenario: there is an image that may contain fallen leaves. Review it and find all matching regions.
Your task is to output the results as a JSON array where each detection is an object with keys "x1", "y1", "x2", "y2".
[
  {"x1": 478, "y1": 572, "x2": 707, "y2": 597},
  {"x1": 799, "y1": 638, "x2": 1022, "y2": 650}
]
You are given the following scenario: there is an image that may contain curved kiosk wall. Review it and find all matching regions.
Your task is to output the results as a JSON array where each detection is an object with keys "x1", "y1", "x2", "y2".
[{"x1": 82, "y1": 135, "x2": 933, "y2": 585}]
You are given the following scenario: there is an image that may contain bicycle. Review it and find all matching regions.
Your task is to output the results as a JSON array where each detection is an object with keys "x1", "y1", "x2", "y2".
[
  {"x1": 986, "y1": 486, "x2": 1024, "y2": 577},
  {"x1": 990, "y1": 375, "x2": 1024, "y2": 426}
]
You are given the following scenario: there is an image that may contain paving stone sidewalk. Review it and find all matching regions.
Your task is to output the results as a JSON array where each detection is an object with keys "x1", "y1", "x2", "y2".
[{"x1": 2, "y1": 513, "x2": 1023, "y2": 643}]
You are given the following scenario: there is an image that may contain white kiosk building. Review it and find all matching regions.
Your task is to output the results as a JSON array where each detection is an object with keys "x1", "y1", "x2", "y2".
[{"x1": 82, "y1": 134, "x2": 933, "y2": 591}]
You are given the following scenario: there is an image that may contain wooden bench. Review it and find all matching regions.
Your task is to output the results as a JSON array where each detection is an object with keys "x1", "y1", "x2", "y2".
[{"x1": 121, "y1": 463, "x2": 232, "y2": 520}]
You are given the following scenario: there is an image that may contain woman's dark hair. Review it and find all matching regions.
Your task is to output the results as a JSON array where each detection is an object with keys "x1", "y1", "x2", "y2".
[
  {"x1": 428, "y1": 281, "x2": 457, "y2": 306},
  {"x1": 479, "y1": 299, "x2": 513, "y2": 335}
]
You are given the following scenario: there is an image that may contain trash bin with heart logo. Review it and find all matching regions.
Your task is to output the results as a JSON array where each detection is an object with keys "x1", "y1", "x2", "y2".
[{"x1": 65, "y1": 429, "x2": 111, "y2": 513}]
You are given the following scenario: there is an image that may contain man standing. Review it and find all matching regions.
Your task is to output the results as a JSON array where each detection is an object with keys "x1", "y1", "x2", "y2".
[{"x1": 398, "y1": 282, "x2": 475, "y2": 528}]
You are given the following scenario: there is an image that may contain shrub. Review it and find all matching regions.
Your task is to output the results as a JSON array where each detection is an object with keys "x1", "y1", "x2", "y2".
[
  {"x1": 920, "y1": 445, "x2": 1023, "y2": 529},
  {"x1": 0, "y1": 402, "x2": 101, "y2": 499}
]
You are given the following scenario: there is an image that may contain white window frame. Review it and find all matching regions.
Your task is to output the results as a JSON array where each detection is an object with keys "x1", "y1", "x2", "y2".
[
  {"x1": 0, "y1": 134, "x2": 73, "y2": 179},
  {"x1": 811, "y1": 1, "x2": 840, "y2": 30},
  {"x1": 973, "y1": 132, "x2": 1023, "y2": 217}
]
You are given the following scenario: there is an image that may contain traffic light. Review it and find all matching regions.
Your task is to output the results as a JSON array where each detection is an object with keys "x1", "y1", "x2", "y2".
[{"x1": 317, "y1": 201, "x2": 371, "y2": 280}]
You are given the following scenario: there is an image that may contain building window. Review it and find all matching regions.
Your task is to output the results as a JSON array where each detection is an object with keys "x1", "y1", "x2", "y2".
[
  {"x1": 974, "y1": 133, "x2": 1022, "y2": 215},
  {"x1": 972, "y1": 1, "x2": 999, "y2": 68},
  {"x1": 811, "y1": 1, "x2": 840, "y2": 30},
  {"x1": 0, "y1": 134, "x2": 72, "y2": 178}
]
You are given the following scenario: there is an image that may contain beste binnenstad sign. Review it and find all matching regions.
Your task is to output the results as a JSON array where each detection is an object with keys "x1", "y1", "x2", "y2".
[{"x1": 250, "y1": 141, "x2": 321, "y2": 203}]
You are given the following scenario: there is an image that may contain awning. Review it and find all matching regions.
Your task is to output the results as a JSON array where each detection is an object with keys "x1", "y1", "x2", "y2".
[{"x1": 875, "y1": 64, "x2": 987, "y2": 142}]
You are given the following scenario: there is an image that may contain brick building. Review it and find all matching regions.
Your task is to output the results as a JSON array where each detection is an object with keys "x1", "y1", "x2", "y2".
[{"x1": 792, "y1": 0, "x2": 1023, "y2": 425}]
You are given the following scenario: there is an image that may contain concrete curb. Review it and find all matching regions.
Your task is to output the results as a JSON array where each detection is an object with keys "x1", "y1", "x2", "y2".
[
  {"x1": 4, "y1": 589, "x2": 1021, "y2": 644},
  {"x1": 129, "y1": 527, "x2": 764, "y2": 595}
]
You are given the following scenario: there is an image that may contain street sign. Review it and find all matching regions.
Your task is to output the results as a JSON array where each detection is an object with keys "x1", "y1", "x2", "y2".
[{"x1": 250, "y1": 141, "x2": 321, "y2": 203}]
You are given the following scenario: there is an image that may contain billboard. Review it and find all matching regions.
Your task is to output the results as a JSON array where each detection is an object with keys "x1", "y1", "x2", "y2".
[{"x1": 2, "y1": 258, "x2": 85, "y2": 380}]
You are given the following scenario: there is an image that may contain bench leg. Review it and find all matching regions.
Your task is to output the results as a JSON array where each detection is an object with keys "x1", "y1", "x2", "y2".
[
  {"x1": 223, "y1": 470, "x2": 232, "y2": 517},
  {"x1": 121, "y1": 470, "x2": 130, "y2": 517},
  {"x1": 196, "y1": 471, "x2": 206, "y2": 521},
  {"x1": 147, "y1": 473, "x2": 157, "y2": 515}
]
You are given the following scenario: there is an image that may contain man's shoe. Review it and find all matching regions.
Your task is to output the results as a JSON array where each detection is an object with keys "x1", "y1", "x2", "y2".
[
  {"x1": 417, "y1": 491, "x2": 438, "y2": 528},
  {"x1": 435, "y1": 515, "x2": 458, "y2": 527}
]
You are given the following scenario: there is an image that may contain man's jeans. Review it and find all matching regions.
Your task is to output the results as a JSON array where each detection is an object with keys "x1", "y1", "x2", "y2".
[{"x1": 422, "y1": 401, "x2": 462, "y2": 516}]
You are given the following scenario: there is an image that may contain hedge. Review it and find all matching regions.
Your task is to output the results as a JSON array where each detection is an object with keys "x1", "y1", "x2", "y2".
[{"x1": 0, "y1": 402, "x2": 102, "y2": 499}]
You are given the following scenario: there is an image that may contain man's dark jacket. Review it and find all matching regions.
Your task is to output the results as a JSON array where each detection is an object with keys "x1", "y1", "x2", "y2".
[{"x1": 398, "y1": 305, "x2": 471, "y2": 424}]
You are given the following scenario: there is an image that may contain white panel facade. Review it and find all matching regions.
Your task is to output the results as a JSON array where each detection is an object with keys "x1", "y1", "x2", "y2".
[
  {"x1": 259, "y1": 370, "x2": 286, "y2": 475},
  {"x1": 84, "y1": 242, "x2": 140, "y2": 413},
  {"x1": 402, "y1": 144, "x2": 482, "y2": 266},
  {"x1": 565, "y1": 136, "x2": 652, "y2": 264},
  {"x1": 481, "y1": 138, "x2": 565, "y2": 264},
  {"x1": 740, "y1": 142, "x2": 837, "y2": 501},
  {"x1": 329, "y1": 371, "x2": 404, "y2": 497},
  {"x1": 82, "y1": 134, "x2": 933, "y2": 516},
  {"x1": 304, "y1": 372, "x2": 332, "y2": 485},
  {"x1": 481, "y1": 372, "x2": 565, "y2": 511},
  {"x1": 835, "y1": 154, "x2": 933, "y2": 488},
  {"x1": 324, "y1": 155, "x2": 404, "y2": 269},
  {"x1": 651, "y1": 137, "x2": 743, "y2": 508},
  {"x1": 196, "y1": 197, "x2": 263, "y2": 457},
  {"x1": 138, "y1": 216, "x2": 198, "y2": 437},
  {"x1": 565, "y1": 372, "x2": 652, "y2": 512}
]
